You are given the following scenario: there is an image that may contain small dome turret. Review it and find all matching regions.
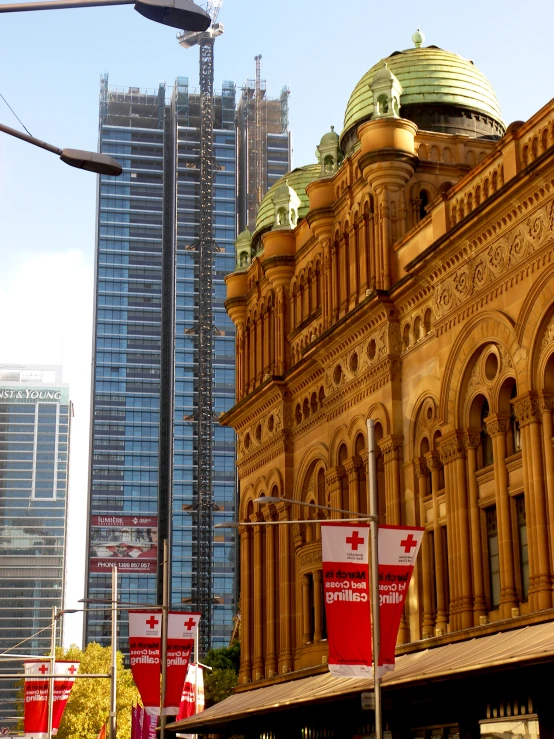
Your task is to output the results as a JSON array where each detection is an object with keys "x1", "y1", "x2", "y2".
[
  {"x1": 370, "y1": 63, "x2": 403, "y2": 119},
  {"x1": 271, "y1": 179, "x2": 301, "y2": 231},
  {"x1": 316, "y1": 126, "x2": 343, "y2": 178},
  {"x1": 234, "y1": 229, "x2": 253, "y2": 270}
]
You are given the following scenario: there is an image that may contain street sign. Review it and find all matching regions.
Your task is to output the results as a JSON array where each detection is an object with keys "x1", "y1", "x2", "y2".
[{"x1": 361, "y1": 691, "x2": 375, "y2": 710}]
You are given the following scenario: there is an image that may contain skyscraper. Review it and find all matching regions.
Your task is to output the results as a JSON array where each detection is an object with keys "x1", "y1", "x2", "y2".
[
  {"x1": 84, "y1": 72, "x2": 291, "y2": 652},
  {"x1": 0, "y1": 364, "x2": 70, "y2": 730}
]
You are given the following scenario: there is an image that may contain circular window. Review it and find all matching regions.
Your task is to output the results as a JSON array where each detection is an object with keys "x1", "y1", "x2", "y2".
[
  {"x1": 333, "y1": 365, "x2": 343, "y2": 385},
  {"x1": 368, "y1": 339, "x2": 376, "y2": 361},
  {"x1": 485, "y1": 352, "x2": 499, "y2": 381},
  {"x1": 255, "y1": 424, "x2": 262, "y2": 442},
  {"x1": 350, "y1": 352, "x2": 359, "y2": 373},
  {"x1": 268, "y1": 414, "x2": 275, "y2": 432}
]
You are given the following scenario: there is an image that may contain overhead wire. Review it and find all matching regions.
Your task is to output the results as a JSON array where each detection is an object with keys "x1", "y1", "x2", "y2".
[{"x1": 0, "y1": 92, "x2": 33, "y2": 136}]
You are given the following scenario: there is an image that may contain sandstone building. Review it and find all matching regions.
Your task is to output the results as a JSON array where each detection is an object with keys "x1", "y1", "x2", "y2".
[{"x1": 168, "y1": 32, "x2": 554, "y2": 739}]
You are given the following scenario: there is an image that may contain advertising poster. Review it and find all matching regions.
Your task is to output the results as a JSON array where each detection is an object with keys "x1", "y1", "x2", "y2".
[{"x1": 89, "y1": 515, "x2": 158, "y2": 574}]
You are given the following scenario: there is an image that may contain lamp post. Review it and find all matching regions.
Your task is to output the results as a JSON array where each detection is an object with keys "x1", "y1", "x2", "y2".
[
  {"x1": 0, "y1": 121, "x2": 122, "y2": 175},
  {"x1": 0, "y1": 0, "x2": 211, "y2": 30}
]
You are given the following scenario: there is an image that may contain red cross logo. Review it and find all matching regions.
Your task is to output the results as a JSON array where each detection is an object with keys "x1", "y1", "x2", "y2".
[
  {"x1": 400, "y1": 534, "x2": 418, "y2": 554},
  {"x1": 38, "y1": 664, "x2": 48, "y2": 674},
  {"x1": 184, "y1": 617, "x2": 196, "y2": 630},
  {"x1": 146, "y1": 616, "x2": 159, "y2": 629},
  {"x1": 67, "y1": 665, "x2": 77, "y2": 674},
  {"x1": 346, "y1": 530, "x2": 365, "y2": 551}
]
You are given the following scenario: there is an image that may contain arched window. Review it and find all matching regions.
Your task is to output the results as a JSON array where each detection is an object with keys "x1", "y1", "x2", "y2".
[
  {"x1": 480, "y1": 400, "x2": 494, "y2": 468},
  {"x1": 510, "y1": 384, "x2": 521, "y2": 454},
  {"x1": 355, "y1": 433, "x2": 367, "y2": 515},
  {"x1": 419, "y1": 189, "x2": 430, "y2": 220}
]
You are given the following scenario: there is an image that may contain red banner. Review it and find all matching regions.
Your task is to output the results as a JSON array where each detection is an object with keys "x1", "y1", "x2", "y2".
[
  {"x1": 164, "y1": 612, "x2": 200, "y2": 714},
  {"x1": 129, "y1": 611, "x2": 162, "y2": 712},
  {"x1": 377, "y1": 525, "x2": 423, "y2": 671},
  {"x1": 321, "y1": 523, "x2": 423, "y2": 678},
  {"x1": 24, "y1": 660, "x2": 79, "y2": 737},
  {"x1": 321, "y1": 523, "x2": 372, "y2": 677},
  {"x1": 177, "y1": 664, "x2": 204, "y2": 722},
  {"x1": 128, "y1": 611, "x2": 201, "y2": 715}
]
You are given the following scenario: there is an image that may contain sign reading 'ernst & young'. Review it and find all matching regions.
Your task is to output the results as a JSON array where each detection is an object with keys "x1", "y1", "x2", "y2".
[{"x1": 0, "y1": 388, "x2": 63, "y2": 402}]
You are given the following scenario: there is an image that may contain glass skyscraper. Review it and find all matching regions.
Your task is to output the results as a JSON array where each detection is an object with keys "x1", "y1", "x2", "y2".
[
  {"x1": 84, "y1": 74, "x2": 291, "y2": 651},
  {"x1": 0, "y1": 364, "x2": 70, "y2": 730}
]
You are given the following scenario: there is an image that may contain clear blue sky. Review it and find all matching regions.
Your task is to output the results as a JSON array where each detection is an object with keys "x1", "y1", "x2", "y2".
[{"x1": 1, "y1": 0, "x2": 553, "y2": 646}]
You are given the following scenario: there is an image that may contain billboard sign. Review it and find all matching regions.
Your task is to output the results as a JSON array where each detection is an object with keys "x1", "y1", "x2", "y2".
[{"x1": 89, "y1": 515, "x2": 158, "y2": 574}]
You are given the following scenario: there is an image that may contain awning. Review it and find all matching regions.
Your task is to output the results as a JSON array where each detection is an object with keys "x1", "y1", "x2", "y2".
[{"x1": 166, "y1": 621, "x2": 554, "y2": 733}]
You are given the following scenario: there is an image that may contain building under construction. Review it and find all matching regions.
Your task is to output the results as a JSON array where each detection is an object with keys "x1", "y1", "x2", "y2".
[
  {"x1": 84, "y1": 70, "x2": 291, "y2": 653},
  {"x1": 237, "y1": 57, "x2": 291, "y2": 231}
]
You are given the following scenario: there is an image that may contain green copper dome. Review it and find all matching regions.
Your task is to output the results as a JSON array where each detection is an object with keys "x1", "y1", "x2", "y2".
[
  {"x1": 253, "y1": 164, "x2": 320, "y2": 238},
  {"x1": 341, "y1": 43, "x2": 505, "y2": 152}
]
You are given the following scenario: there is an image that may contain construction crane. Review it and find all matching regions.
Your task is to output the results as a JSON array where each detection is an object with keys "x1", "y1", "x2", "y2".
[{"x1": 177, "y1": 0, "x2": 224, "y2": 656}]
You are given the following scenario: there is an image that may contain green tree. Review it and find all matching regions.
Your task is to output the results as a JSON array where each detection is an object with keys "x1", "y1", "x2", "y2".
[
  {"x1": 202, "y1": 642, "x2": 240, "y2": 707},
  {"x1": 54, "y1": 642, "x2": 141, "y2": 739}
]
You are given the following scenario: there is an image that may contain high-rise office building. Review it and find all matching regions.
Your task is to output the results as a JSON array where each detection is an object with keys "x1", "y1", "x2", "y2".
[
  {"x1": 84, "y1": 72, "x2": 291, "y2": 652},
  {"x1": 0, "y1": 364, "x2": 70, "y2": 729}
]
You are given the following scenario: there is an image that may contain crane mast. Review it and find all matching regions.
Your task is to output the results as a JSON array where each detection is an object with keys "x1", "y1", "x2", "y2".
[{"x1": 177, "y1": 0, "x2": 223, "y2": 655}]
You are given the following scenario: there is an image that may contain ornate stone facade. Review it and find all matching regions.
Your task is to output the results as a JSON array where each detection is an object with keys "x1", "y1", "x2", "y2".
[{"x1": 221, "y1": 44, "x2": 554, "y2": 697}]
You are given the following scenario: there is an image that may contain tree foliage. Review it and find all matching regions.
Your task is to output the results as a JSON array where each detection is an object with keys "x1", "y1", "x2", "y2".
[
  {"x1": 55, "y1": 642, "x2": 141, "y2": 739},
  {"x1": 202, "y1": 642, "x2": 239, "y2": 707}
]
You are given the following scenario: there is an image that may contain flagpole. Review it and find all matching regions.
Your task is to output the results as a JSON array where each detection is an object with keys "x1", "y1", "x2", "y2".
[
  {"x1": 194, "y1": 632, "x2": 199, "y2": 714},
  {"x1": 47, "y1": 606, "x2": 56, "y2": 739},
  {"x1": 367, "y1": 418, "x2": 382, "y2": 739},
  {"x1": 160, "y1": 539, "x2": 169, "y2": 739},
  {"x1": 110, "y1": 566, "x2": 118, "y2": 739}
]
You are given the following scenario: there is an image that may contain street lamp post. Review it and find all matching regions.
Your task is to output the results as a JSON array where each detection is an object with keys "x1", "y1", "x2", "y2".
[
  {"x1": 110, "y1": 567, "x2": 118, "y2": 739},
  {"x1": 0, "y1": 0, "x2": 211, "y2": 30},
  {"x1": 0, "y1": 121, "x2": 122, "y2": 175}
]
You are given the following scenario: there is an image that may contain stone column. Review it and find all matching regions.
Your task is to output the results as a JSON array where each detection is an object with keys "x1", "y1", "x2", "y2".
[
  {"x1": 425, "y1": 451, "x2": 448, "y2": 633},
  {"x1": 313, "y1": 570, "x2": 323, "y2": 642},
  {"x1": 539, "y1": 395, "x2": 554, "y2": 575},
  {"x1": 238, "y1": 525, "x2": 252, "y2": 683},
  {"x1": 255, "y1": 313, "x2": 263, "y2": 386},
  {"x1": 439, "y1": 435, "x2": 462, "y2": 630},
  {"x1": 380, "y1": 195, "x2": 391, "y2": 290},
  {"x1": 325, "y1": 467, "x2": 345, "y2": 519},
  {"x1": 348, "y1": 225, "x2": 359, "y2": 310},
  {"x1": 444, "y1": 432, "x2": 473, "y2": 629},
  {"x1": 344, "y1": 457, "x2": 362, "y2": 514},
  {"x1": 380, "y1": 435, "x2": 403, "y2": 525},
  {"x1": 414, "y1": 457, "x2": 434, "y2": 638},
  {"x1": 236, "y1": 324, "x2": 244, "y2": 401},
  {"x1": 276, "y1": 286, "x2": 287, "y2": 376},
  {"x1": 262, "y1": 307, "x2": 269, "y2": 380},
  {"x1": 367, "y1": 210, "x2": 376, "y2": 292},
  {"x1": 485, "y1": 415, "x2": 518, "y2": 617},
  {"x1": 263, "y1": 505, "x2": 277, "y2": 677},
  {"x1": 301, "y1": 574, "x2": 312, "y2": 645},
  {"x1": 251, "y1": 512, "x2": 265, "y2": 680},
  {"x1": 514, "y1": 394, "x2": 552, "y2": 610},
  {"x1": 322, "y1": 238, "x2": 332, "y2": 329},
  {"x1": 277, "y1": 501, "x2": 292, "y2": 673},
  {"x1": 331, "y1": 241, "x2": 339, "y2": 322},
  {"x1": 357, "y1": 215, "x2": 368, "y2": 297},
  {"x1": 464, "y1": 432, "x2": 487, "y2": 622}
]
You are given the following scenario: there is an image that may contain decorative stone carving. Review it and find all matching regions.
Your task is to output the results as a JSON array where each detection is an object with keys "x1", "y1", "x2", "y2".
[
  {"x1": 484, "y1": 416, "x2": 510, "y2": 437},
  {"x1": 424, "y1": 451, "x2": 441, "y2": 469},
  {"x1": 438, "y1": 433, "x2": 465, "y2": 464},
  {"x1": 434, "y1": 201, "x2": 554, "y2": 318},
  {"x1": 413, "y1": 456, "x2": 429, "y2": 478},
  {"x1": 464, "y1": 432, "x2": 481, "y2": 449},
  {"x1": 513, "y1": 395, "x2": 541, "y2": 426},
  {"x1": 298, "y1": 548, "x2": 322, "y2": 570},
  {"x1": 541, "y1": 315, "x2": 554, "y2": 354}
]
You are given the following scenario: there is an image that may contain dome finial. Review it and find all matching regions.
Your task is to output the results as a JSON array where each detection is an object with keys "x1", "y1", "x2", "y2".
[{"x1": 412, "y1": 29, "x2": 425, "y2": 48}]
